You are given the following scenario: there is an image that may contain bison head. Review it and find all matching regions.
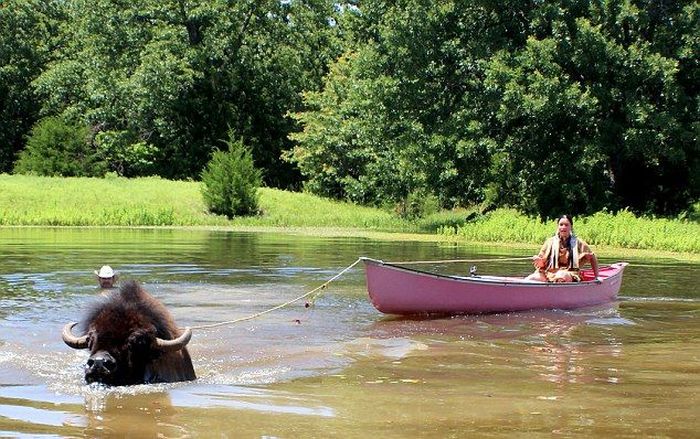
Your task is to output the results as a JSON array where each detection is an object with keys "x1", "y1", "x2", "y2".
[{"x1": 62, "y1": 280, "x2": 196, "y2": 385}]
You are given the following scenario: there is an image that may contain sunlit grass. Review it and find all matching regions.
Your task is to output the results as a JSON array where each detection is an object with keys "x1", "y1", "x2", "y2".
[
  {"x1": 241, "y1": 188, "x2": 408, "y2": 229},
  {"x1": 1, "y1": 174, "x2": 698, "y2": 254},
  {"x1": 438, "y1": 208, "x2": 700, "y2": 254},
  {"x1": 0, "y1": 174, "x2": 407, "y2": 229},
  {"x1": 0, "y1": 174, "x2": 220, "y2": 226}
]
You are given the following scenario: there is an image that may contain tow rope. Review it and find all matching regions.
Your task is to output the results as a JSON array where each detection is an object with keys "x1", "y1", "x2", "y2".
[
  {"x1": 187, "y1": 257, "x2": 363, "y2": 331},
  {"x1": 185, "y1": 255, "x2": 532, "y2": 331}
]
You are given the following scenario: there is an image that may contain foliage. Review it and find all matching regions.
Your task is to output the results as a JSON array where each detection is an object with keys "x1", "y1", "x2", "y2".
[
  {"x1": 288, "y1": 3, "x2": 493, "y2": 208},
  {"x1": 0, "y1": 0, "x2": 65, "y2": 172},
  {"x1": 201, "y1": 134, "x2": 262, "y2": 218},
  {"x1": 13, "y1": 116, "x2": 105, "y2": 177},
  {"x1": 289, "y1": 0, "x2": 699, "y2": 218},
  {"x1": 288, "y1": 49, "x2": 415, "y2": 205},
  {"x1": 0, "y1": 173, "x2": 407, "y2": 229},
  {"x1": 481, "y1": 37, "x2": 602, "y2": 217},
  {"x1": 93, "y1": 130, "x2": 157, "y2": 177},
  {"x1": 2, "y1": 0, "x2": 698, "y2": 220},
  {"x1": 30, "y1": 0, "x2": 342, "y2": 184},
  {"x1": 480, "y1": 2, "x2": 698, "y2": 218},
  {"x1": 394, "y1": 189, "x2": 441, "y2": 220},
  {"x1": 439, "y1": 208, "x2": 700, "y2": 254},
  {"x1": 686, "y1": 201, "x2": 700, "y2": 222}
]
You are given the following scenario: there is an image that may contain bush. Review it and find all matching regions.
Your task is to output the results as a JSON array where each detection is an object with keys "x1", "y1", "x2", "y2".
[
  {"x1": 94, "y1": 130, "x2": 157, "y2": 177},
  {"x1": 394, "y1": 189, "x2": 440, "y2": 220},
  {"x1": 201, "y1": 133, "x2": 262, "y2": 218},
  {"x1": 13, "y1": 116, "x2": 105, "y2": 177}
]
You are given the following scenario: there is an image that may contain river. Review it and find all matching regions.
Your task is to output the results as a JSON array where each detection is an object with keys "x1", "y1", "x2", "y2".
[{"x1": 0, "y1": 228, "x2": 697, "y2": 438}]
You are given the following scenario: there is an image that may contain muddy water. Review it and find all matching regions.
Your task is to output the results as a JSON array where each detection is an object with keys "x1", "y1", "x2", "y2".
[{"x1": 0, "y1": 228, "x2": 697, "y2": 438}]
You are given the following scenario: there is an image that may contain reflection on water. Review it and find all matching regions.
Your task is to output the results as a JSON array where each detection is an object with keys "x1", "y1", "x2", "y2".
[{"x1": 0, "y1": 228, "x2": 698, "y2": 437}]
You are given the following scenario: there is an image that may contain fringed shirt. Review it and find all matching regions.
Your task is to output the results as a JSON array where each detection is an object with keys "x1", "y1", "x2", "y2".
[{"x1": 537, "y1": 235, "x2": 595, "y2": 273}]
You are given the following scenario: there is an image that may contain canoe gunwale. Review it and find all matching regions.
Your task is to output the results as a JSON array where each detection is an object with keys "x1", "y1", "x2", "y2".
[
  {"x1": 360, "y1": 257, "x2": 629, "y2": 315},
  {"x1": 360, "y1": 256, "x2": 628, "y2": 287}
]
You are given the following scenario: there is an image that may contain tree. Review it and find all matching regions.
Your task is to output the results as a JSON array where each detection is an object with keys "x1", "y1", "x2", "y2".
[
  {"x1": 32, "y1": 0, "x2": 342, "y2": 186},
  {"x1": 287, "y1": 1, "x2": 537, "y2": 208},
  {"x1": 289, "y1": 0, "x2": 698, "y2": 217},
  {"x1": 481, "y1": 0, "x2": 698, "y2": 217},
  {"x1": 14, "y1": 116, "x2": 104, "y2": 177},
  {"x1": 580, "y1": 1, "x2": 699, "y2": 215},
  {"x1": 201, "y1": 132, "x2": 261, "y2": 218},
  {"x1": 0, "y1": 0, "x2": 65, "y2": 172},
  {"x1": 481, "y1": 36, "x2": 603, "y2": 218}
]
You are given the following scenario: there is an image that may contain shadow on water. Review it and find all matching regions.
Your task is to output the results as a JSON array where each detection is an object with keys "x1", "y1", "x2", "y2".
[{"x1": 0, "y1": 228, "x2": 697, "y2": 437}]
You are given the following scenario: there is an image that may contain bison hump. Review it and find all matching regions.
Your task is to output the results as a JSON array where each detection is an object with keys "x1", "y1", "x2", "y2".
[
  {"x1": 119, "y1": 280, "x2": 147, "y2": 302},
  {"x1": 83, "y1": 280, "x2": 180, "y2": 341}
]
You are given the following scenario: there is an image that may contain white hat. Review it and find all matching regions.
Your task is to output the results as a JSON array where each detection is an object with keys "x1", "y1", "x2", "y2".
[{"x1": 95, "y1": 265, "x2": 115, "y2": 278}]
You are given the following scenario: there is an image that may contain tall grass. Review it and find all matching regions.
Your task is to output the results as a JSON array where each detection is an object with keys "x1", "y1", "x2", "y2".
[
  {"x1": 252, "y1": 189, "x2": 408, "y2": 229},
  {"x1": 0, "y1": 174, "x2": 407, "y2": 229},
  {"x1": 438, "y1": 208, "x2": 700, "y2": 253},
  {"x1": 0, "y1": 174, "x2": 220, "y2": 226},
  {"x1": 1, "y1": 174, "x2": 698, "y2": 253}
]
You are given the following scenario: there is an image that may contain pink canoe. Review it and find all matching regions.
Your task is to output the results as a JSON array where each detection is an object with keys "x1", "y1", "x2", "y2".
[{"x1": 361, "y1": 257, "x2": 628, "y2": 315}]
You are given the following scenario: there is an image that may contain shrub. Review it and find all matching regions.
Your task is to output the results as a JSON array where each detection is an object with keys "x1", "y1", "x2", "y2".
[
  {"x1": 394, "y1": 189, "x2": 440, "y2": 220},
  {"x1": 201, "y1": 133, "x2": 262, "y2": 218},
  {"x1": 94, "y1": 130, "x2": 157, "y2": 177},
  {"x1": 13, "y1": 116, "x2": 105, "y2": 177}
]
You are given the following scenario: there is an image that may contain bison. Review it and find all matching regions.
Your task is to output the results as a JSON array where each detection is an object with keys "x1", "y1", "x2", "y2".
[{"x1": 62, "y1": 280, "x2": 196, "y2": 385}]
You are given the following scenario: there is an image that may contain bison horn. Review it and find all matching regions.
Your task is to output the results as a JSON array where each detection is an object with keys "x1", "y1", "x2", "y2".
[
  {"x1": 155, "y1": 327, "x2": 192, "y2": 352},
  {"x1": 62, "y1": 322, "x2": 89, "y2": 349}
]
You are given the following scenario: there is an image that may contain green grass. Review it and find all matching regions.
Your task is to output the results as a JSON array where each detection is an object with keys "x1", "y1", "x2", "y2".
[
  {"x1": 249, "y1": 188, "x2": 409, "y2": 229},
  {"x1": 0, "y1": 174, "x2": 217, "y2": 226},
  {"x1": 438, "y1": 208, "x2": 700, "y2": 254},
  {"x1": 1, "y1": 174, "x2": 698, "y2": 255},
  {"x1": 0, "y1": 174, "x2": 408, "y2": 229}
]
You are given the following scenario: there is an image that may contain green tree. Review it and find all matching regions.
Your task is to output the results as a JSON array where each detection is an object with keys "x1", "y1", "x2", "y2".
[
  {"x1": 0, "y1": 0, "x2": 65, "y2": 172},
  {"x1": 482, "y1": 1, "x2": 698, "y2": 217},
  {"x1": 14, "y1": 116, "x2": 105, "y2": 177},
  {"x1": 32, "y1": 0, "x2": 342, "y2": 186},
  {"x1": 201, "y1": 133, "x2": 261, "y2": 218},
  {"x1": 288, "y1": 1, "x2": 534, "y2": 208},
  {"x1": 481, "y1": 37, "x2": 604, "y2": 217},
  {"x1": 290, "y1": 0, "x2": 698, "y2": 217},
  {"x1": 581, "y1": 1, "x2": 699, "y2": 215}
]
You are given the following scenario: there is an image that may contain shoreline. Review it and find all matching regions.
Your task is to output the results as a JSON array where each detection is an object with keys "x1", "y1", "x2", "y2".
[{"x1": 3, "y1": 224, "x2": 697, "y2": 263}]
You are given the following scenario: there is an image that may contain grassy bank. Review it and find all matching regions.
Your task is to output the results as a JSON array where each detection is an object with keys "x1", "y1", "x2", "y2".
[
  {"x1": 1, "y1": 174, "x2": 698, "y2": 255},
  {"x1": 0, "y1": 174, "x2": 408, "y2": 229},
  {"x1": 438, "y1": 208, "x2": 700, "y2": 254}
]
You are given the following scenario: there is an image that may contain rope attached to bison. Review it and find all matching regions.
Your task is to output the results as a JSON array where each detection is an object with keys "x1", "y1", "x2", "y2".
[
  {"x1": 184, "y1": 255, "x2": 533, "y2": 332},
  {"x1": 186, "y1": 257, "x2": 364, "y2": 331}
]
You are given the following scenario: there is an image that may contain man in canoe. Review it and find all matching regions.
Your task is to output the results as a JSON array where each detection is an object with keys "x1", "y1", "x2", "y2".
[{"x1": 526, "y1": 214, "x2": 600, "y2": 282}]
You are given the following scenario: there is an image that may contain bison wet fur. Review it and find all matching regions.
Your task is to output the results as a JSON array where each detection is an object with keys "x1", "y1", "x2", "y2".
[{"x1": 63, "y1": 280, "x2": 196, "y2": 385}]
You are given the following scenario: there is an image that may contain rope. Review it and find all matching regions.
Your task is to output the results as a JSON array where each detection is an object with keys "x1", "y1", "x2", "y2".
[
  {"x1": 386, "y1": 256, "x2": 533, "y2": 265},
  {"x1": 187, "y1": 258, "x2": 363, "y2": 331},
  {"x1": 183, "y1": 255, "x2": 531, "y2": 332}
]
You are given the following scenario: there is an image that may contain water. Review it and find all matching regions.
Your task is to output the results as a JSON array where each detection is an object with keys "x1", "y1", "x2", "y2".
[{"x1": 0, "y1": 228, "x2": 697, "y2": 438}]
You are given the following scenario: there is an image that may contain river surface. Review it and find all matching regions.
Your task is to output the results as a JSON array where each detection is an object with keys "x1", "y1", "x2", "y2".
[{"x1": 0, "y1": 228, "x2": 697, "y2": 438}]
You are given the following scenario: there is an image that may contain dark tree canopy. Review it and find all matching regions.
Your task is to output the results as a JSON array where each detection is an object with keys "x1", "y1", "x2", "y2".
[
  {"x1": 0, "y1": 0, "x2": 65, "y2": 173},
  {"x1": 19, "y1": 0, "x2": 342, "y2": 185},
  {"x1": 289, "y1": 0, "x2": 699, "y2": 218},
  {"x1": 1, "y1": 0, "x2": 697, "y2": 218}
]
